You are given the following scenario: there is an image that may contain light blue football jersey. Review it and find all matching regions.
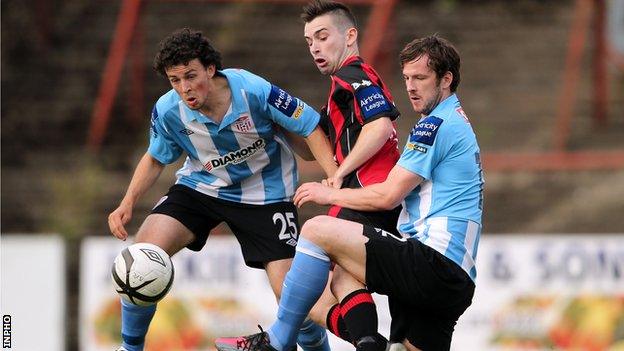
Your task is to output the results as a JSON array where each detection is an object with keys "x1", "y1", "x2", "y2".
[
  {"x1": 148, "y1": 69, "x2": 320, "y2": 205},
  {"x1": 396, "y1": 94, "x2": 484, "y2": 281}
]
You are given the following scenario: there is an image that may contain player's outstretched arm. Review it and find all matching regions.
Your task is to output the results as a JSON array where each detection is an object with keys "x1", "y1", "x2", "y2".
[
  {"x1": 304, "y1": 126, "x2": 338, "y2": 177},
  {"x1": 279, "y1": 126, "x2": 315, "y2": 161},
  {"x1": 108, "y1": 153, "x2": 165, "y2": 240},
  {"x1": 330, "y1": 117, "x2": 394, "y2": 188},
  {"x1": 294, "y1": 164, "x2": 422, "y2": 211}
]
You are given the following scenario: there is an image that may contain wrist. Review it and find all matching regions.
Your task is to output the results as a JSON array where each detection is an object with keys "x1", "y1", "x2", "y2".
[
  {"x1": 328, "y1": 188, "x2": 340, "y2": 205},
  {"x1": 334, "y1": 167, "x2": 347, "y2": 180},
  {"x1": 120, "y1": 196, "x2": 136, "y2": 208}
]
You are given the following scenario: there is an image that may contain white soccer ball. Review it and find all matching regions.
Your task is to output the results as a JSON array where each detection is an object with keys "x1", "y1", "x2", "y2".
[{"x1": 111, "y1": 243, "x2": 174, "y2": 306}]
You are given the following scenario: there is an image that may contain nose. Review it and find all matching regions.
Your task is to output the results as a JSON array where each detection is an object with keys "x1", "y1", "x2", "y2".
[
  {"x1": 181, "y1": 79, "x2": 192, "y2": 92},
  {"x1": 310, "y1": 40, "x2": 320, "y2": 54},
  {"x1": 405, "y1": 78, "x2": 415, "y2": 92}
]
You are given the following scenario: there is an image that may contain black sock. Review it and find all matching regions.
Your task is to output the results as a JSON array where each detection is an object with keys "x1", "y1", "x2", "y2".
[
  {"x1": 340, "y1": 289, "x2": 378, "y2": 343},
  {"x1": 326, "y1": 303, "x2": 352, "y2": 343}
]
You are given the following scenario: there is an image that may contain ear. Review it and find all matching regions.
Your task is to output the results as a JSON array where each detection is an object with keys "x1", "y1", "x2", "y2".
[
  {"x1": 346, "y1": 27, "x2": 357, "y2": 47},
  {"x1": 206, "y1": 64, "x2": 216, "y2": 78},
  {"x1": 441, "y1": 71, "x2": 453, "y2": 90}
]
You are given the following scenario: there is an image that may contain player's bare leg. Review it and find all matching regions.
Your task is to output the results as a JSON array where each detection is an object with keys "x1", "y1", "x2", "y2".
[
  {"x1": 402, "y1": 340, "x2": 422, "y2": 351},
  {"x1": 264, "y1": 258, "x2": 292, "y2": 299},
  {"x1": 119, "y1": 214, "x2": 195, "y2": 351},
  {"x1": 307, "y1": 271, "x2": 337, "y2": 327},
  {"x1": 215, "y1": 216, "x2": 386, "y2": 351},
  {"x1": 134, "y1": 214, "x2": 195, "y2": 256},
  {"x1": 304, "y1": 216, "x2": 387, "y2": 351}
]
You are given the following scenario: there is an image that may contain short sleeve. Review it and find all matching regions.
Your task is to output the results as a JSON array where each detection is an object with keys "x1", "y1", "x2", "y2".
[
  {"x1": 334, "y1": 64, "x2": 399, "y2": 124},
  {"x1": 264, "y1": 83, "x2": 320, "y2": 137},
  {"x1": 353, "y1": 84, "x2": 397, "y2": 123},
  {"x1": 147, "y1": 105, "x2": 183, "y2": 164}
]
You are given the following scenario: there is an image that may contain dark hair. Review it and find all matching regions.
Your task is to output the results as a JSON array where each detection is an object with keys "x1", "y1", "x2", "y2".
[
  {"x1": 399, "y1": 35, "x2": 461, "y2": 92},
  {"x1": 301, "y1": 0, "x2": 357, "y2": 30},
  {"x1": 153, "y1": 28, "x2": 222, "y2": 76}
]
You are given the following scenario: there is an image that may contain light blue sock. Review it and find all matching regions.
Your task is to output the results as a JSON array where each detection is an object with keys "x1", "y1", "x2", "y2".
[
  {"x1": 120, "y1": 299, "x2": 156, "y2": 351},
  {"x1": 297, "y1": 318, "x2": 331, "y2": 351},
  {"x1": 268, "y1": 237, "x2": 331, "y2": 350}
]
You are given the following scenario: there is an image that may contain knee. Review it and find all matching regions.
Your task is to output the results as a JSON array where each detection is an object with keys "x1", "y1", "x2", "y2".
[{"x1": 300, "y1": 215, "x2": 334, "y2": 246}]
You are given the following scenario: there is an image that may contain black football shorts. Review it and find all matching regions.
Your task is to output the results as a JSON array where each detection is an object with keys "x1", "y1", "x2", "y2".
[
  {"x1": 152, "y1": 184, "x2": 298, "y2": 268},
  {"x1": 362, "y1": 225, "x2": 475, "y2": 351}
]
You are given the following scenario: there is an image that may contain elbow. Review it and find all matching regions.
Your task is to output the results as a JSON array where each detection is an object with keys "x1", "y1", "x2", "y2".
[
  {"x1": 377, "y1": 193, "x2": 401, "y2": 210},
  {"x1": 374, "y1": 117, "x2": 395, "y2": 140}
]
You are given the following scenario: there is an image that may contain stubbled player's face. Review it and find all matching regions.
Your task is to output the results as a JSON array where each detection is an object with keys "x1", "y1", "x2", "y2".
[
  {"x1": 165, "y1": 58, "x2": 215, "y2": 111},
  {"x1": 304, "y1": 14, "x2": 355, "y2": 75},
  {"x1": 402, "y1": 54, "x2": 452, "y2": 116}
]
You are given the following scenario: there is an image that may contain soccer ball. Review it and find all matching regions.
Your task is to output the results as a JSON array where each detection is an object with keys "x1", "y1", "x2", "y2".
[{"x1": 111, "y1": 243, "x2": 174, "y2": 306}]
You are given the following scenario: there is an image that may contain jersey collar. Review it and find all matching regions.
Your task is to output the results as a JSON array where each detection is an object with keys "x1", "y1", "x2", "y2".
[
  {"x1": 425, "y1": 93, "x2": 459, "y2": 119},
  {"x1": 334, "y1": 55, "x2": 361, "y2": 75},
  {"x1": 184, "y1": 70, "x2": 250, "y2": 130}
]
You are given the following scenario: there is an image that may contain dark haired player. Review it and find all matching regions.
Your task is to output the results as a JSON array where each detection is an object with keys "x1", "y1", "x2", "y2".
[
  {"x1": 216, "y1": 1, "x2": 402, "y2": 350},
  {"x1": 108, "y1": 28, "x2": 338, "y2": 351},
  {"x1": 216, "y1": 34, "x2": 483, "y2": 351}
]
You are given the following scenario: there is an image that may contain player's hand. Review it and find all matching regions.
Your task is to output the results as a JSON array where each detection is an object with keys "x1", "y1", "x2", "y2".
[
  {"x1": 330, "y1": 175, "x2": 343, "y2": 189},
  {"x1": 294, "y1": 182, "x2": 334, "y2": 207},
  {"x1": 321, "y1": 176, "x2": 343, "y2": 189},
  {"x1": 108, "y1": 202, "x2": 133, "y2": 241}
]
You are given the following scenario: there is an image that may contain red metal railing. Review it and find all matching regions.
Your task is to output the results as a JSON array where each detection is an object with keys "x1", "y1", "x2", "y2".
[{"x1": 87, "y1": 0, "x2": 143, "y2": 151}]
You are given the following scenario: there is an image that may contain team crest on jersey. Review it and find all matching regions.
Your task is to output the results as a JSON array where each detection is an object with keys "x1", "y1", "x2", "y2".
[
  {"x1": 407, "y1": 116, "x2": 443, "y2": 146},
  {"x1": 456, "y1": 107, "x2": 470, "y2": 123},
  {"x1": 203, "y1": 139, "x2": 265, "y2": 171},
  {"x1": 355, "y1": 85, "x2": 390, "y2": 119},
  {"x1": 232, "y1": 115, "x2": 254, "y2": 133},
  {"x1": 268, "y1": 84, "x2": 300, "y2": 118}
]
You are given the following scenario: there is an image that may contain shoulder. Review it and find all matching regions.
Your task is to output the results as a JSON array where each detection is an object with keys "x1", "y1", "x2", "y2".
[
  {"x1": 334, "y1": 59, "x2": 372, "y2": 86},
  {"x1": 154, "y1": 90, "x2": 182, "y2": 119},
  {"x1": 223, "y1": 68, "x2": 268, "y2": 89},
  {"x1": 442, "y1": 105, "x2": 475, "y2": 137}
]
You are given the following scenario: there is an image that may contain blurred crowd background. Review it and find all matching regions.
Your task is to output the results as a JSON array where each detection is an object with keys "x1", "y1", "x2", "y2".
[
  {"x1": 1, "y1": 0, "x2": 623, "y2": 349},
  {"x1": 2, "y1": 0, "x2": 623, "y2": 238}
]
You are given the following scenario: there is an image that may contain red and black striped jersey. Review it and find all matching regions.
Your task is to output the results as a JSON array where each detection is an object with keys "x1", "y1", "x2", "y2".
[{"x1": 320, "y1": 56, "x2": 400, "y2": 188}]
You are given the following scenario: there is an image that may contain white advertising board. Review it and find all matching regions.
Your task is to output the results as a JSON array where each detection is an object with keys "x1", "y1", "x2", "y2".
[
  {"x1": 452, "y1": 234, "x2": 624, "y2": 350},
  {"x1": 0, "y1": 235, "x2": 66, "y2": 351},
  {"x1": 81, "y1": 235, "x2": 624, "y2": 351},
  {"x1": 80, "y1": 236, "x2": 384, "y2": 351}
]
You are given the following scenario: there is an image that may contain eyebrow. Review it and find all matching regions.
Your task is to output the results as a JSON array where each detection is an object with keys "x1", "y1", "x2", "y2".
[
  {"x1": 305, "y1": 27, "x2": 328, "y2": 39},
  {"x1": 167, "y1": 68, "x2": 197, "y2": 78}
]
